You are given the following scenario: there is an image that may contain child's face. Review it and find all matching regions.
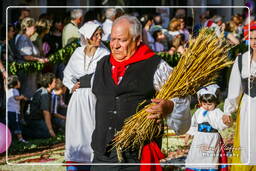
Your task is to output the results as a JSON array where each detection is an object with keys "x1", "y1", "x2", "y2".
[
  {"x1": 49, "y1": 78, "x2": 57, "y2": 91},
  {"x1": 201, "y1": 102, "x2": 216, "y2": 111},
  {"x1": 15, "y1": 81, "x2": 21, "y2": 89},
  {"x1": 157, "y1": 32, "x2": 165, "y2": 41}
]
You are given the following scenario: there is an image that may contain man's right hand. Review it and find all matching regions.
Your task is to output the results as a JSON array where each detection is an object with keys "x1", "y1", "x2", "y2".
[{"x1": 72, "y1": 82, "x2": 80, "y2": 92}]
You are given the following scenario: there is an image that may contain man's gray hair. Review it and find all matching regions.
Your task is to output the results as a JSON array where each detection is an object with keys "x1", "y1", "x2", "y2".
[
  {"x1": 105, "y1": 8, "x2": 116, "y2": 20},
  {"x1": 71, "y1": 9, "x2": 83, "y2": 20},
  {"x1": 212, "y1": 15, "x2": 222, "y2": 23},
  {"x1": 113, "y1": 15, "x2": 142, "y2": 41}
]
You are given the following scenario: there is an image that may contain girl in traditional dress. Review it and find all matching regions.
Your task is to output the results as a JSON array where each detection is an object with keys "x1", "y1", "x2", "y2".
[
  {"x1": 224, "y1": 21, "x2": 256, "y2": 170},
  {"x1": 63, "y1": 21, "x2": 110, "y2": 170},
  {"x1": 185, "y1": 84, "x2": 232, "y2": 171}
]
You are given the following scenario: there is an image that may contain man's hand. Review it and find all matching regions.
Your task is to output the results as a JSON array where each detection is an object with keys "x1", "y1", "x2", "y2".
[{"x1": 146, "y1": 99, "x2": 174, "y2": 123}]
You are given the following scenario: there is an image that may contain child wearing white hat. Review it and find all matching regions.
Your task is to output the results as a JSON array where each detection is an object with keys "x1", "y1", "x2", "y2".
[{"x1": 185, "y1": 84, "x2": 232, "y2": 171}]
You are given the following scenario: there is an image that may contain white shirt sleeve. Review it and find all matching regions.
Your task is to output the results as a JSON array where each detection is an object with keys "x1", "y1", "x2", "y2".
[
  {"x1": 210, "y1": 108, "x2": 228, "y2": 130},
  {"x1": 153, "y1": 59, "x2": 191, "y2": 135},
  {"x1": 153, "y1": 59, "x2": 172, "y2": 91},
  {"x1": 13, "y1": 88, "x2": 20, "y2": 97},
  {"x1": 224, "y1": 57, "x2": 243, "y2": 114},
  {"x1": 63, "y1": 49, "x2": 79, "y2": 92},
  {"x1": 186, "y1": 111, "x2": 198, "y2": 136}
]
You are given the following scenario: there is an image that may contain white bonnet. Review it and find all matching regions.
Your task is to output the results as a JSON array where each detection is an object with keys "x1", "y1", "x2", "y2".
[
  {"x1": 79, "y1": 21, "x2": 101, "y2": 39},
  {"x1": 197, "y1": 84, "x2": 220, "y2": 97}
]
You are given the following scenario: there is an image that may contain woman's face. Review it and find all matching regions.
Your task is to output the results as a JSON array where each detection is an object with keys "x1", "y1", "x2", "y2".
[
  {"x1": 26, "y1": 25, "x2": 36, "y2": 37},
  {"x1": 180, "y1": 19, "x2": 185, "y2": 29},
  {"x1": 88, "y1": 28, "x2": 102, "y2": 47},
  {"x1": 250, "y1": 30, "x2": 256, "y2": 50}
]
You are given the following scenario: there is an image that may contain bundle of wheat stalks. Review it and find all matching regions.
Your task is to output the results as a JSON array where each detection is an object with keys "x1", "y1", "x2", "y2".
[{"x1": 112, "y1": 28, "x2": 234, "y2": 162}]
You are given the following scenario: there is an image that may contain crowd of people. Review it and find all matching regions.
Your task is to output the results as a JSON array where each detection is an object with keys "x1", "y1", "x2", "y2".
[{"x1": 0, "y1": 6, "x2": 255, "y2": 171}]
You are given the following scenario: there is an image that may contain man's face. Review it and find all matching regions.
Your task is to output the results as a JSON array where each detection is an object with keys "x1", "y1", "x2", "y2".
[
  {"x1": 250, "y1": 30, "x2": 256, "y2": 50},
  {"x1": 110, "y1": 19, "x2": 140, "y2": 62},
  {"x1": 77, "y1": 16, "x2": 84, "y2": 26}
]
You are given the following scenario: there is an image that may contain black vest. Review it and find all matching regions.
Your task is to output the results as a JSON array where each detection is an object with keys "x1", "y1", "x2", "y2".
[
  {"x1": 238, "y1": 55, "x2": 256, "y2": 97},
  {"x1": 92, "y1": 55, "x2": 161, "y2": 155}
]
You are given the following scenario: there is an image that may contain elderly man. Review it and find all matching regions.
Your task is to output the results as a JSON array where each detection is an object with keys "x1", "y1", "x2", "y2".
[
  {"x1": 62, "y1": 9, "x2": 83, "y2": 47},
  {"x1": 91, "y1": 15, "x2": 191, "y2": 171}
]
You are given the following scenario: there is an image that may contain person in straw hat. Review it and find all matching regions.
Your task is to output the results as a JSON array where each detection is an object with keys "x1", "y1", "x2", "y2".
[
  {"x1": 90, "y1": 14, "x2": 191, "y2": 171},
  {"x1": 63, "y1": 21, "x2": 109, "y2": 170}
]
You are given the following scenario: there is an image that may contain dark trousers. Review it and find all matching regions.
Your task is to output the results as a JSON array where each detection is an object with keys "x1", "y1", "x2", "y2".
[
  {"x1": 90, "y1": 150, "x2": 140, "y2": 171},
  {"x1": 8, "y1": 112, "x2": 22, "y2": 135},
  {"x1": 22, "y1": 119, "x2": 51, "y2": 139}
]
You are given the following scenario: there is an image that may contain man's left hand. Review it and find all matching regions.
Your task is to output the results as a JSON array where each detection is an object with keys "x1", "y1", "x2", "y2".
[{"x1": 146, "y1": 99, "x2": 174, "y2": 123}]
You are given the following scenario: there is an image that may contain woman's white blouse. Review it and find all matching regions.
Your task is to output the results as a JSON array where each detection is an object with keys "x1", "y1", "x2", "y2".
[{"x1": 224, "y1": 51, "x2": 256, "y2": 114}]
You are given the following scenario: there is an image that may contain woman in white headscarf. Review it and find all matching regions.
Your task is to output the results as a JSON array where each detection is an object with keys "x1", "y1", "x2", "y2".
[{"x1": 63, "y1": 21, "x2": 109, "y2": 169}]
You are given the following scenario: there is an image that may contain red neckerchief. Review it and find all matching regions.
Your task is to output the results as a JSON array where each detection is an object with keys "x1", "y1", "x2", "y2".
[
  {"x1": 140, "y1": 141, "x2": 165, "y2": 171},
  {"x1": 110, "y1": 43, "x2": 155, "y2": 85}
]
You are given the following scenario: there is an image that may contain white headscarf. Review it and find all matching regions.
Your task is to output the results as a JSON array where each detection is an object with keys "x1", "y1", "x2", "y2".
[
  {"x1": 79, "y1": 21, "x2": 101, "y2": 46},
  {"x1": 197, "y1": 84, "x2": 220, "y2": 97}
]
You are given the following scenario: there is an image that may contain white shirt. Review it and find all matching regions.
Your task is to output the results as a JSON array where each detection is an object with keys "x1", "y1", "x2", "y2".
[
  {"x1": 154, "y1": 60, "x2": 191, "y2": 134},
  {"x1": 224, "y1": 51, "x2": 256, "y2": 113},
  {"x1": 62, "y1": 22, "x2": 80, "y2": 47},
  {"x1": 102, "y1": 19, "x2": 113, "y2": 41},
  {"x1": 8, "y1": 88, "x2": 20, "y2": 113}
]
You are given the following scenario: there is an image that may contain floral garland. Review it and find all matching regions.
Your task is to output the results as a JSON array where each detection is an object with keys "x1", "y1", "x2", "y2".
[
  {"x1": 8, "y1": 39, "x2": 182, "y2": 75},
  {"x1": 157, "y1": 52, "x2": 181, "y2": 67},
  {"x1": 8, "y1": 37, "x2": 247, "y2": 75},
  {"x1": 8, "y1": 40, "x2": 80, "y2": 75}
]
